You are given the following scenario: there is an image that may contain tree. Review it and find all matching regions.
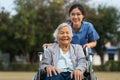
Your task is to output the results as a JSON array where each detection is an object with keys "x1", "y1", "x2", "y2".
[
  {"x1": 95, "y1": 6, "x2": 120, "y2": 50},
  {"x1": 85, "y1": 5, "x2": 120, "y2": 63},
  {"x1": 10, "y1": 0, "x2": 65, "y2": 62},
  {"x1": 1, "y1": 0, "x2": 120, "y2": 63},
  {"x1": 0, "y1": 8, "x2": 13, "y2": 53}
]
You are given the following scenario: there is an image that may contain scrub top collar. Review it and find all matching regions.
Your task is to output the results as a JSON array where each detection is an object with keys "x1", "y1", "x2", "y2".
[{"x1": 69, "y1": 21, "x2": 84, "y2": 33}]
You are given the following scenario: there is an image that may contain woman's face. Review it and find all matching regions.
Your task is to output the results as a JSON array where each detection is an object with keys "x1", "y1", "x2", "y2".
[
  {"x1": 57, "y1": 26, "x2": 72, "y2": 45},
  {"x1": 70, "y1": 8, "x2": 84, "y2": 26}
]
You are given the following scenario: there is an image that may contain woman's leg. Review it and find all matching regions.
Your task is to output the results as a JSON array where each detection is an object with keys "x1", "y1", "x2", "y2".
[
  {"x1": 45, "y1": 72, "x2": 76, "y2": 80},
  {"x1": 45, "y1": 72, "x2": 64, "y2": 80},
  {"x1": 63, "y1": 72, "x2": 74, "y2": 80}
]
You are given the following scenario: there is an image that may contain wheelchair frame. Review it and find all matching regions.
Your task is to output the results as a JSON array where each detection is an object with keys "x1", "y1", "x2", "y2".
[{"x1": 32, "y1": 47, "x2": 98, "y2": 80}]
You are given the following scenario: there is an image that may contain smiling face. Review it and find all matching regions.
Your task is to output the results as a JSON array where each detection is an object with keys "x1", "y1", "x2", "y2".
[
  {"x1": 70, "y1": 8, "x2": 84, "y2": 29},
  {"x1": 57, "y1": 26, "x2": 72, "y2": 46}
]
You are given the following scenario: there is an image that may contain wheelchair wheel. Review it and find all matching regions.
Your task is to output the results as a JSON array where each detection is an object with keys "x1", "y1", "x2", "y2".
[
  {"x1": 89, "y1": 71, "x2": 98, "y2": 80},
  {"x1": 32, "y1": 72, "x2": 38, "y2": 80},
  {"x1": 89, "y1": 62, "x2": 96, "y2": 80},
  {"x1": 95, "y1": 76, "x2": 99, "y2": 80},
  {"x1": 32, "y1": 70, "x2": 46, "y2": 80}
]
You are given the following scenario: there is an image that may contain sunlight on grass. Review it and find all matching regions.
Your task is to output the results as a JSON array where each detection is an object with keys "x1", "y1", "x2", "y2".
[
  {"x1": 0, "y1": 72, "x2": 35, "y2": 80},
  {"x1": 0, "y1": 72, "x2": 120, "y2": 80}
]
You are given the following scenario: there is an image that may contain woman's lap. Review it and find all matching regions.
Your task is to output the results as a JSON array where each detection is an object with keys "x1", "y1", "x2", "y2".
[{"x1": 45, "y1": 72, "x2": 74, "y2": 80}]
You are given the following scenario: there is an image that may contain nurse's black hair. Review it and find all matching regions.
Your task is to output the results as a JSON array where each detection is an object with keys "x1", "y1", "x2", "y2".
[{"x1": 69, "y1": 3, "x2": 85, "y2": 16}]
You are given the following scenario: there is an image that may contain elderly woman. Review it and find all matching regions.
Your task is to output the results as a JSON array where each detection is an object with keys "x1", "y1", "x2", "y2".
[{"x1": 41, "y1": 23, "x2": 86, "y2": 80}]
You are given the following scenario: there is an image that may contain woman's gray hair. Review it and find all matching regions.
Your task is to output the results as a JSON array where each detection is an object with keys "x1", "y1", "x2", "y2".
[{"x1": 53, "y1": 22, "x2": 73, "y2": 40}]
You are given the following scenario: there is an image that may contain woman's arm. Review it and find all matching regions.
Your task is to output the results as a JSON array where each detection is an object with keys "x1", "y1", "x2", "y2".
[
  {"x1": 71, "y1": 45, "x2": 87, "y2": 80},
  {"x1": 75, "y1": 45, "x2": 87, "y2": 73},
  {"x1": 83, "y1": 41, "x2": 97, "y2": 49},
  {"x1": 41, "y1": 47, "x2": 60, "y2": 77}
]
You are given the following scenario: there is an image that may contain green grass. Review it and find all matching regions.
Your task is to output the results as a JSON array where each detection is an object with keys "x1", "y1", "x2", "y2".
[
  {"x1": 0, "y1": 72, "x2": 120, "y2": 80},
  {"x1": 0, "y1": 72, "x2": 35, "y2": 80},
  {"x1": 95, "y1": 72, "x2": 120, "y2": 80}
]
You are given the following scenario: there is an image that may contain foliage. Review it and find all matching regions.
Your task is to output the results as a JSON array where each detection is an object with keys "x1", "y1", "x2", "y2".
[
  {"x1": 85, "y1": 5, "x2": 120, "y2": 57},
  {"x1": 0, "y1": 0, "x2": 120, "y2": 63},
  {"x1": 0, "y1": 11, "x2": 14, "y2": 53},
  {"x1": 0, "y1": 0, "x2": 66, "y2": 62},
  {"x1": 0, "y1": 63, "x2": 38, "y2": 71},
  {"x1": 1, "y1": 61, "x2": 120, "y2": 71},
  {"x1": 7, "y1": 0, "x2": 65, "y2": 62},
  {"x1": 104, "y1": 60, "x2": 120, "y2": 71}
]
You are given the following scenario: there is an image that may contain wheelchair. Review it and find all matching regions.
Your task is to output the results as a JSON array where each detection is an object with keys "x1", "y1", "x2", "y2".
[{"x1": 32, "y1": 47, "x2": 98, "y2": 80}]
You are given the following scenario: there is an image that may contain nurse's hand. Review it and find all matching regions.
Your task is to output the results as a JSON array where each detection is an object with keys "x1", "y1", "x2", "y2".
[
  {"x1": 42, "y1": 43, "x2": 55, "y2": 49},
  {"x1": 83, "y1": 43, "x2": 91, "y2": 50},
  {"x1": 83, "y1": 41, "x2": 97, "y2": 49}
]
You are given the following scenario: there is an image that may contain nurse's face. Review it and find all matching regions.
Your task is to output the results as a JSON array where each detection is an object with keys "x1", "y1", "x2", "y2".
[{"x1": 70, "y1": 8, "x2": 84, "y2": 26}]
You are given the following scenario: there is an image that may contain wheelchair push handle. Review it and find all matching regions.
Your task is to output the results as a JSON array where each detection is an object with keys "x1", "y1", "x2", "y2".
[
  {"x1": 37, "y1": 52, "x2": 43, "y2": 61},
  {"x1": 37, "y1": 46, "x2": 47, "y2": 61},
  {"x1": 37, "y1": 46, "x2": 47, "y2": 55},
  {"x1": 38, "y1": 52, "x2": 43, "y2": 55},
  {"x1": 83, "y1": 47, "x2": 89, "y2": 56}
]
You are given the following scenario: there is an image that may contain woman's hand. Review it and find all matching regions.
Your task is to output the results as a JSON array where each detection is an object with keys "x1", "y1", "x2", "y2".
[
  {"x1": 71, "y1": 69, "x2": 83, "y2": 80},
  {"x1": 45, "y1": 65, "x2": 60, "y2": 77}
]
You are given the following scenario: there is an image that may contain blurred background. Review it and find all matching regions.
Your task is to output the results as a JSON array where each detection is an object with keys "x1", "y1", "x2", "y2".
[{"x1": 0, "y1": 0, "x2": 120, "y2": 80}]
